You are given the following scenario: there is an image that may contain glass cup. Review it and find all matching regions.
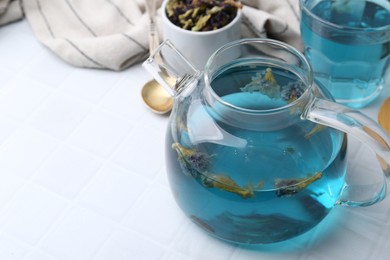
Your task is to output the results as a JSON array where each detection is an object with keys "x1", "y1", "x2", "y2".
[{"x1": 300, "y1": 0, "x2": 390, "y2": 108}]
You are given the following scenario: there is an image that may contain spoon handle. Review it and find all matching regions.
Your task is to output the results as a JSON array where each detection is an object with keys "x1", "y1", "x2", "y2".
[{"x1": 145, "y1": 0, "x2": 160, "y2": 54}]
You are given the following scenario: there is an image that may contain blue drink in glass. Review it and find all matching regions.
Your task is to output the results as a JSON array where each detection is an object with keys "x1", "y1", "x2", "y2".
[
  {"x1": 166, "y1": 63, "x2": 347, "y2": 244},
  {"x1": 301, "y1": 0, "x2": 390, "y2": 108}
]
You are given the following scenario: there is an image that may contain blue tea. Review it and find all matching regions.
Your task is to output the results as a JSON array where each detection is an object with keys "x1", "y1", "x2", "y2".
[
  {"x1": 165, "y1": 63, "x2": 347, "y2": 244},
  {"x1": 301, "y1": 0, "x2": 390, "y2": 108}
]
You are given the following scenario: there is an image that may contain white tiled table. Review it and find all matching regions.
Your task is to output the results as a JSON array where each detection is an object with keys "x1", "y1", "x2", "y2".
[{"x1": 0, "y1": 20, "x2": 389, "y2": 260}]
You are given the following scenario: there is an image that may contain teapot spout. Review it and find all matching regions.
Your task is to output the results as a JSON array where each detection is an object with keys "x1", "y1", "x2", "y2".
[{"x1": 143, "y1": 40, "x2": 202, "y2": 97}]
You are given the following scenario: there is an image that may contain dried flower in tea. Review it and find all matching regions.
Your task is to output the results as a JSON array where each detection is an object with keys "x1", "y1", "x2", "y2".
[
  {"x1": 274, "y1": 172, "x2": 322, "y2": 197},
  {"x1": 166, "y1": 0, "x2": 242, "y2": 31},
  {"x1": 240, "y1": 68, "x2": 281, "y2": 99},
  {"x1": 241, "y1": 67, "x2": 305, "y2": 103},
  {"x1": 172, "y1": 143, "x2": 213, "y2": 178},
  {"x1": 203, "y1": 173, "x2": 254, "y2": 198},
  {"x1": 304, "y1": 124, "x2": 326, "y2": 139},
  {"x1": 283, "y1": 147, "x2": 296, "y2": 155},
  {"x1": 263, "y1": 68, "x2": 277, "y2": 85},
  {"x1": 171, "y1": 143, "x2": 255, "y2": 199},
  {"x1": 280, "y1": 81, "x2": 305, "y2": 103}
]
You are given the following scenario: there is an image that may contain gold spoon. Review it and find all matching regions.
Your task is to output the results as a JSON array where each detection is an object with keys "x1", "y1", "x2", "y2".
[
  {"x1": 141, "y1": 0, "x2": 173, "y2": 114},
  {"x1": 378, "y1": 96, "x2": 390, "y2": 135},
  {"x1": 141, "y1": 79, "x2": 173, "y2": 114}
]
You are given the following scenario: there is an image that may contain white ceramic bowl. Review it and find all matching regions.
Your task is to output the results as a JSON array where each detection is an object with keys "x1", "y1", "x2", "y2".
[{"x1": 161, "y1": 0, "x2": 242, "y2": 70}]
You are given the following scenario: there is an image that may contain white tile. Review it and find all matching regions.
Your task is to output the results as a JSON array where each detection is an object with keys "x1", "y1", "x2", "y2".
[
  {"x1": 0, "y1": 185, "x2": 67, "y2": 245},
  {"x1": 0, "y1": 30, "x2": 42, "y2": 71},
  {"x1": 4, "y1": 19, "x2": 31, "y2": 34},
  {"x1": 25, "y1": 250, "x2": 58, "y2": 260},
  {"x1": 0, "y1": 126, "x2": 59, "y2": 178},
  {"x1": 127, "y1": 63, "x2": 153, "y2": 83},
  {"x1": 28, "y1": 94, "x2": 91, "y2": 140},
  {"x1": 0, "y1": 171, "x2": 24, "y2": 209},
  {"x1": 231, "y1": 247, "x2": 302, "y2": 260},
  {"x1": 371, "y1": 223, "x2": 390, "y2": 260},
  {"x1": 346, "y1": 135, "x2": 363, "y2": 159},
  {"x1": 0, "y1": 76, "x2": 51, "y2": 121},
  {"x1": 156, "y1": 166, "x2": 170, "y2": 187},
  {"x1": 346, "y1": 142, "x2": 384, "y2": 186},
  {"x1": 33, "y1": 145, "x2": 101, "y2": 198},
  {"x1": 0, "y1": 115, "x2": 19, "y2": 145},
  {"x1": 341, "y1": 185, "x2": 390, "y2": 225},
  {"x1": 0, "y1": 68, "x2": 12, "y2": 88},
  {"x1": 229, "y1": 233, "x2": 309, "y2": 260},
  {"x1": 112, "y1": 125, "x2": 164, "y2": 178},
  {"x1": 100, "y1": 75, "x2": 145, "y2": 121},
  {"x1": 21, "y1": 51, "x2": 74, "y2": 88},
  {"x1": 59, "y1": 69, "x2": 123, "y2": 103},
  {"x1": 161, "y1": 251, "x2": 195, "y2": 260},
  {"x1": 95, "y1": 228, "x2": 165, "y2": 260},
  {"x1": 300, "y1": 252, "x2": 333, "y2": 260},
  {"x1": 41, "y1": 206, "x2": 113, "y2": 260},
  {"x1": 68, "y1": 109, "x2": 133, "y2": 158},
  {"x1": 172, "y1": 220, "x2": 236, "y2": 260},
  {"x1": 139, "y1": 109, "x2": 170, "y2": 131},
  {"x1": 308, "y1": 208, "x2": 382, "y2": 259},
  {"x1": 0, "y1": 231, "x2": 30, "y2": 260},
  {"x1": 78, "y1": 163, "x2": 149, "y2": 221},
  {"x1": 124, "y1": 183, "x2": 186, "y2": 245}
]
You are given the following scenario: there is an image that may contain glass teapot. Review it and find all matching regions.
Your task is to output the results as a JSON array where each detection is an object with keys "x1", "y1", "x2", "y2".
[{"x1": 143, "y1": 39, "x2": 390, "y2": 244}]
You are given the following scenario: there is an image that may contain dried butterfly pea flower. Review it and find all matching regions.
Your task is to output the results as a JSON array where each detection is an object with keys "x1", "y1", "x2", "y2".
[
  {"x1": 281, "y1": 81, "x2": 305, "y2": 103},
  {"x1": 171, "y1": 142, "x2": 255, "y2": 199},
  {"x1": 166, "y1": 0, "x2": 242, "y2": 31},
  {"x1": 240, "y1": 68, "x2": 281, "y2": 99},
  {"x1": 172, "y1": 143, "x2": 213, "y2": 178},
  {"x1": 240, "y1": 67, "x2": 305, "y2": 103},
  {"x1": 202, "y1": 173, "x2": 254, "y2": 198},
  {"x1": 274, "y1": 172, "x2": 323, "y2": 197}
]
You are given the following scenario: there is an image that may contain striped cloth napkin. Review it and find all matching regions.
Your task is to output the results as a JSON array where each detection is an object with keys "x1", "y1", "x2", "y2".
[{"x1": 0, "y1": 0, "x2": 301, "y2": 71}]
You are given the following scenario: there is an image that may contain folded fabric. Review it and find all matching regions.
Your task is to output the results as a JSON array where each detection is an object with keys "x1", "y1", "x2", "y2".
[
  {"x1": 240, "y1": 0, "x2": 302, "y2": 51},
  {"x1": 0, "y1": 0, "x2": 23, "y2": 25},
  {"x1": 0, "y1": 0, "x2": 301, "y2": 71}
]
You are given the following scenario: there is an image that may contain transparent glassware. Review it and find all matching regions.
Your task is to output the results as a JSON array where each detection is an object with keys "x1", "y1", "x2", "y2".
[
  {"x1": 143, "y1": 38, "x2": 390, "y2": 244},
  {"x1": 300, "y1": 0, "x2": 390, "y2": 108}
]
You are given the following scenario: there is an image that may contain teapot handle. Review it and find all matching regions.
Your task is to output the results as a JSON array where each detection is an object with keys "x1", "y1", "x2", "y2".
[
  {"x1": 303, "y1": 97, "x2": 390, "y2": 207},
  {"x1": 143, "y1": 40, "x2": 202, "y2": 97}
]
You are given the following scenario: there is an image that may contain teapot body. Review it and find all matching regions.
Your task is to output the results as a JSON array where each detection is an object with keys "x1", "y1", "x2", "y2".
[
  {"x1": 144, "y1": 38, "x2": 389, "y2": 245},
  {"x1": 165, "y1": 72, "x2": 347, "y2": 244}
]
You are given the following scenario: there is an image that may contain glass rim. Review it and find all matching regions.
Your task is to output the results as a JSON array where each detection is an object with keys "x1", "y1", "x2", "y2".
[
  {"x1": 300, "y1": 0, "x2": 390, "y2": 32},
  {"x1": 204, "y1": 38, "x2": 314, "y2": 114}
]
